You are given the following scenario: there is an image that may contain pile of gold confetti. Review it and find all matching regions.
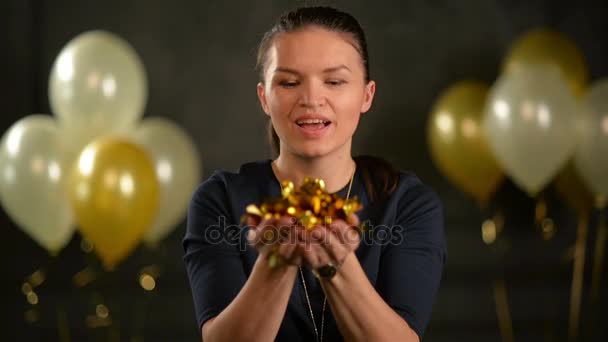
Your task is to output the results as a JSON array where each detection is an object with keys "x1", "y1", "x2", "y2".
[{"x1": 241, "y1": 177, "x2": 364, "y2": 268}]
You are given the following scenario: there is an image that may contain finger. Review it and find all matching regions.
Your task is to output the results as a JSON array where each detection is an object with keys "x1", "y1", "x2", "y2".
[
  {"x1": 328, "y1": 220, "x2": 349, "y2": 244},
  {"x1": 293, "y1": 225, "x2": 308, "y2": 244},
  {"x1": 331, "y1": 216, "x2": 360, "y2": 233},
  {"x1": 347, "y1": 230, "x2": 362, "y2": 251},
  {"x1": 272, "y1": 221, "x2": 303, "y2": 265},
  {"x1": 347, "y1": 213, "x2": 360, "y2": 226},
  {"x1": 248, "y1": 218, "x2": 279, "y2": 248},
  {"x1": 297, "y1": 236, "x2": 327, "y2": 269},
  {"x1": 299, "y1": 232, "x2": 335, "y2": 269},
  {"x1": 298, "y1": 242, "x2": 317, "y2": 269},
  {"x1": 322, "y1": 227, "x2": 353, "y2": 265},
  {"x1": 279, "y1": 242, "x2": 301, "y2": 265},
  {"x1": 285, "y1": 237, "x2": 303, "y2": 266},
  {"x1": 245, "y1": 215, "x2": 260, "y2": 228},
  {"x1": 330, "y1": 219, "x2": 361, "y2": 249},
  {"x1": 290, "y1": 254, "x2": 303, "y2": 266},
  {"x1": 310, "y1": 226, "x2": 328, "y2": 243},
  {"x1": 278, "y1": 240, "x2": 296, "y2": 257},
  {"x1": 310, "y1": 226, "x2": 337, "y2": 256},
  {"x1": 311, "y1": 242, "x2": 333, "y2": 269},
  {"x1": 276, "y1": 215, "x2": 296, "y2": 233},
  {"x1": 296, "y1": 228, "x2": 325, "y2": 267},
  {"x1": 246, "y1": 228, "x2": 257, "y2": 244},
  {"x1": 276, "y1": 215, "x2": 297, "y2": 226}
]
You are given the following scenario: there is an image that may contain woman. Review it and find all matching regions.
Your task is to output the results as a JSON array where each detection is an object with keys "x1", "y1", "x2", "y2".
[{"x1": 183, "y1": 6, "x2": 446, "y2": 342}]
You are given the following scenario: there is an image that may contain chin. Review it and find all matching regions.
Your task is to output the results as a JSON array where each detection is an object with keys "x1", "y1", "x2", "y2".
[
  {"x1": 289, "y1": 137, "x2": 353, "y2": 159},
  {"x1": 297, "y1": 150, "x2": 327, "y2": 159},
  {"x1": 293, "y1": 144, "x2": 332, "y2": 159}
]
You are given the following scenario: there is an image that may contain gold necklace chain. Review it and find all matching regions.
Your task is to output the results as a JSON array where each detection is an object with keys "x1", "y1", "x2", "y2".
[{"x1": 295, "y1": 163, "x2": 356, "y2": 342}]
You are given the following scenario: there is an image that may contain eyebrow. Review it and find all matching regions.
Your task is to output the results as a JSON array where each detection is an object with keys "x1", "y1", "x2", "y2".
[{"x1": 275, "y1": 65, "x2": 351, "y2": 75}]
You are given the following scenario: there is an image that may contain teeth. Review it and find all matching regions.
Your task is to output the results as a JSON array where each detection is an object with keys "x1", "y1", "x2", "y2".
[{"x1": 297, "y1": 119, "x2": 327, "y2": 125}]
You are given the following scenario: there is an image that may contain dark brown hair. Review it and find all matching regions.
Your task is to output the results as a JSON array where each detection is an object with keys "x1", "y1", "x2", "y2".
[{"x1": 258, "y1": 6, "x2": 399, "y2": 202}]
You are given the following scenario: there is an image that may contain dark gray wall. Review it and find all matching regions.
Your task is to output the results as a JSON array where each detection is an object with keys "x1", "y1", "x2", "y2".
[{"x1": 2, "y1": 0, "x2": 608, "y2": 341}]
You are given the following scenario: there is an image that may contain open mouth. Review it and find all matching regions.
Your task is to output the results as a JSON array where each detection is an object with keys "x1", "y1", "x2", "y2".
[{"x1": 296, "y1": 119, "x2": 332, "y2": 129}]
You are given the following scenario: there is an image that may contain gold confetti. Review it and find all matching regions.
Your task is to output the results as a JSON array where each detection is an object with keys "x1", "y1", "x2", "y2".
[
  {"x1": 241, "y1": 177, "x2": 363, "y2": 269},
  {"x1": 246, "y1": 204, "x2": 263, "y2": 217}
]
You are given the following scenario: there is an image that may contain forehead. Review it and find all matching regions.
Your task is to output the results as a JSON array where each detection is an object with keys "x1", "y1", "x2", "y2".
[{"x1": 267, "y1": 27, "x2": 362, "y2": 73}]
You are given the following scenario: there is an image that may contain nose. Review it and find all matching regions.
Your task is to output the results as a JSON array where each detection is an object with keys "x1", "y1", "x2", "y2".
[{"x1": 298, "y1": 79, "x2": 326, "y2": 108}]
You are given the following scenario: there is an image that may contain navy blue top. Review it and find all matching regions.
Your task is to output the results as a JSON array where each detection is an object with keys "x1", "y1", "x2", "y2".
[{"x1": 183, "y1": 159, "x2": 447, "y2": 341}]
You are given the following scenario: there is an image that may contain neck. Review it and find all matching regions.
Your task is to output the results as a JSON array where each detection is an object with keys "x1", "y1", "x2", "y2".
[{"x1": 272, "y1": 149, "x2": 355, "y2": 194}]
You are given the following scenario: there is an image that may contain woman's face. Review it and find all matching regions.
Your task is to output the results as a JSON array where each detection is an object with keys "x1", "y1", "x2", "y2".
[{"x1": 257, "y1": 26, "x2": 375, "y2": 159}]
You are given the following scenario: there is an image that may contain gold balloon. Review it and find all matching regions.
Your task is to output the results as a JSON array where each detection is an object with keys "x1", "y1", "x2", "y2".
[
  {"x1": 68, "y1": 138, "x2": 160, "y2": 269},
  {"x1": 428, "y1": 80, "x2": 503, "y2": 205},
  {"x1": 554, "y1": 160, "x2": 594, "y2": 218},
  {"x1": 503, "y1": 28, "x2": 588, "y2": 97}
]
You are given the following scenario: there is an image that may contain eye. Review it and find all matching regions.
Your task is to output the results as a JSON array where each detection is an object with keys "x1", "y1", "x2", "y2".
[
  {"x1": 326, "y1": 79, "x2": 346, "y2": 86},
  {"x1": 279, "y1": 80, "x2": 299, "y2": 88}
]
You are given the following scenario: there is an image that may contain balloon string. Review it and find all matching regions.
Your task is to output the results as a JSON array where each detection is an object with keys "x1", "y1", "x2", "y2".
[
  {"x1": 535, "y1": 195, "x2": 547, "y2": 225},
  {"x1": 590, "y1": 205, "x2": 606, "y2": 303},
  {"x1": 587, "y1": 202, "x2": 606, "y2": 338},
  {"x1": 108, "y1": 314, "x2": 121, "y2": 342},
  {"x1": 493, "y1": 276, "x2": 514, "y2": 342},
  {"x1": 22, "y1": 253, "x2": 62, "y2": 325},
  {"x1": 131, "y1": 289, "x2": 148, "y2": 341},
  {"x1": 24, "y1": 252, "x2": 62, "y2": 293},
  {"x1": 73, "y1": 239, "x2": 99, "y2": 289},
  {"x1": 567, "y1": 214, "x2": 589, "y2": 342},
  {"x1": 535, "y1": 195, "x2": 556, "y2": 240},
  {"x1": 484, "y1": 207, "x2": 513, "y2": 342},
  {"x1": 56, "y1": 303, "x2": 71, "y2": 342}
]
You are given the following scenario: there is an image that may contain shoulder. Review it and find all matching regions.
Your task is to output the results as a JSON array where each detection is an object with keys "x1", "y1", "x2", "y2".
[
  {"x1": 189, "y1": 159, "x2": 273, "y2": 220},
  {"x1": 355, "y1": 155, "x2": 441, "y2": 212},
  {"x1": 395, "y1": 171, "x2": 440, "y2": 202},
  {"x1": 392, "y1": 171, "x2": 443, "y2": 224},
  {"x1": 191, "y1": 159, "x2": 271, "y2": 204}
]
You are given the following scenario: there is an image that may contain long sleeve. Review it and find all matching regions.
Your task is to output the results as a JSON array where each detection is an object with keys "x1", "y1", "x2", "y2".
[
  {"x1": 375, "y1": 179, "x2": 447, "y2": 339},
  {"x1": 182, "y1": 172, "x2": 247, "y2": 331}
]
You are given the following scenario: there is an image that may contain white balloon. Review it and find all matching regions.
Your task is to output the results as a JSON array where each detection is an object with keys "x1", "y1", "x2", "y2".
[
  {"x1": 574, "y1": 79, "x2": 608, "y2": 198},
  {"x1": 131, "y1": 117, "x2": 202, "y2": 243},
  {"x1": 0, "y1": 115, "x2": 75, "y2": 253},
  {"x1": 48, "y1": 30, "x2": 147, "y2": 166},
  {"x1": 484, "y1": 64, "x2": 577, "y2": 195}
]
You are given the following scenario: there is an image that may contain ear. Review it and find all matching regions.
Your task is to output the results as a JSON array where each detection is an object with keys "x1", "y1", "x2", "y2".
[
  {"x1": 257, "y1": 82, "x2": 271, "y2": 116},
  {"x1": 360, "y1": 80, "x2": 376, "y2": 113}
]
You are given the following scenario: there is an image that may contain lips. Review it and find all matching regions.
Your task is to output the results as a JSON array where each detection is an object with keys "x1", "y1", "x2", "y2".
[
  {"x1": 297, "y1": 122, "x2": 328, "y2": 130},
  {"x1": 294, "y1": 121, "x2": 332, "y2": 138},
  {"x1": 292, "y1": 114, "x2": 333, "y2": 138},
  {"x1": 296, "y1": 121, "x2": 331, "y2": 130},
  {"x1": 294, "y1": 114, "x2": 332, "y2": 127}
]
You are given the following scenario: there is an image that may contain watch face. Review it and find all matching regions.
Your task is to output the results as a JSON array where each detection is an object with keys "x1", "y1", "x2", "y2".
[{"x1": 318, "y1": 265, "x2": 337, "y2": 278}]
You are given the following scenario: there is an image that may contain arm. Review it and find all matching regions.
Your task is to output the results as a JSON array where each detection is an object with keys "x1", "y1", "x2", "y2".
[
  {"x1": 202, "y1": 252, "x2": 298, "y2": 342},
  {"x1": 183, "y1": 175, "x2": 299, "y2": 342},
  {"x1": 317, "y1": 183, "x2": 446, "y2": 341},
  {"x1": 319, "y1": 253, "x2": 421, "y2": 341}
]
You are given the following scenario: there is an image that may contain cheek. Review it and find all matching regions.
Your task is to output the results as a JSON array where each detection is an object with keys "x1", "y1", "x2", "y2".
[
  {"x1": 333, "y1": 91, "x2": 365, "y2": 123},
  {"x1": 268, "y1": 89, "x2": 296, "y2": 113},
  {"x1": 343, "y1": 113, "x2": 361, "y2": 134},
  {"x1": 339, "y1": 94, "x2": 365, "y2": 139}
]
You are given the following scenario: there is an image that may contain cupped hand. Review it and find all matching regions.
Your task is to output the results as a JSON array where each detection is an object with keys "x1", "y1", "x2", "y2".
[
  {"x1": 246, "y1": 215, "x2": 305, "y2": 267},
  {"x1": 246, "y1": 213, "x2": 361, "y2": 270},
  {"x1": 296, "y1": 213, "x2": 361, "y2": 270}
]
